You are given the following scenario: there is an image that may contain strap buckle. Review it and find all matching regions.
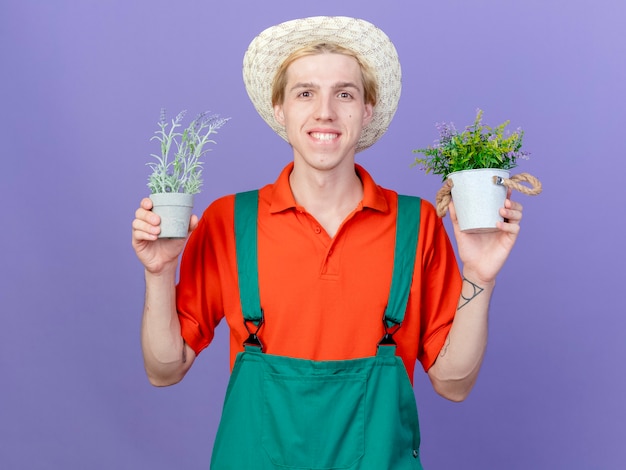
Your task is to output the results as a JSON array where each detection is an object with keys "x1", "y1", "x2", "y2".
[
  {"x1": 243, "y1": 314, "x2": 264, "y2": 351},
  {"x1": 377, "y1": 318, "x2": 402, "y2": 346}
]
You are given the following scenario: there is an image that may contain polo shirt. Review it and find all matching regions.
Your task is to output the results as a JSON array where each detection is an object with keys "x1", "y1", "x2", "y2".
[{"x1": 176, "y1": 163, "x2": 462, "y2": 383}]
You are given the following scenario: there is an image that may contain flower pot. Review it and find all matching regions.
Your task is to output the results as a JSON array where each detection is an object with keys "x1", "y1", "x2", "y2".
[
  {"x1": 149, "y1": 192, "x2": 194, "y2": 238},
  {"x1": 448, "y1": 168, "x2": 509, "y2": 233}
]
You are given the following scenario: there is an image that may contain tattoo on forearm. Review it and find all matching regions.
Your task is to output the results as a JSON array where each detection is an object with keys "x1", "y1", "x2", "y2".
[
  {"x1": 439, "y1": 336, "x2": 451, "y2": 357},
  {"x1": 458, "y1": 277, "x2": 484, "y2": 310}
]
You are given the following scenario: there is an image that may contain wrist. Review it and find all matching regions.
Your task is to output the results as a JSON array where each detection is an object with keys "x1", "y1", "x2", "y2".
[
  {"x1": 461, "y1": 269, "x2": 496, "y2": 289},
  {"x1": 145, "y1": 262, "x2": 178, "y2": 281}
]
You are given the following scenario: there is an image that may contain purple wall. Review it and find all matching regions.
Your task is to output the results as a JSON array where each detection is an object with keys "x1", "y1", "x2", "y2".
[{"x1": 2, "y1": 1, "x2": 625, "y2": 468}]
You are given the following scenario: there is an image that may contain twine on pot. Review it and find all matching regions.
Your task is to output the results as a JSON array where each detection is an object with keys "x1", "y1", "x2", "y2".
[{"x1": 435, "y1": 172, "x2": 543, "y2": 218}]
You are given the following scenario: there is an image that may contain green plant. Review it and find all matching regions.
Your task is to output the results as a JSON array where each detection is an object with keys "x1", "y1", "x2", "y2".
[
  {"x1": 412, "y1": 109, "x2": 529, "y2": 181},
  {"x1": 147, "y1": 109, "x2": 230, "y2": 194}
]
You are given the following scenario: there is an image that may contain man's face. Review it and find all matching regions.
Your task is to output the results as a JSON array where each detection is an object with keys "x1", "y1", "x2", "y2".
[{"x1": 273, "y1": 53, "x2": 373, "y2": 172}]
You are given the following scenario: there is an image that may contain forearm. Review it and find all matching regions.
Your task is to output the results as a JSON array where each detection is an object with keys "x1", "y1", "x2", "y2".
[
  {"x1": 428, "y1": 272, "x2": 495, "y2": 401},
  {"x1": 141, "y1": 267, "x2": 194, "y2": 386}
]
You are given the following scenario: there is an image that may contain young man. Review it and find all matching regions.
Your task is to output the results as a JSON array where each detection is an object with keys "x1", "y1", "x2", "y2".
[{"x1": 132, "y1": 17, "x2": 523, "y2": 469}]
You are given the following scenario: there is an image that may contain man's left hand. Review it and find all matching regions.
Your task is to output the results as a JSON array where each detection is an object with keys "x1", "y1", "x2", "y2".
[{"x1": 449, "y1": 189, "x2": 523, "y2": 284}]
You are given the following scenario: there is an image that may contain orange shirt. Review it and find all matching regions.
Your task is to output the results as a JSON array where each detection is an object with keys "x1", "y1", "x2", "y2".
[{"x1": 177, "y1": 163, "x2": 461, "y2": 383}]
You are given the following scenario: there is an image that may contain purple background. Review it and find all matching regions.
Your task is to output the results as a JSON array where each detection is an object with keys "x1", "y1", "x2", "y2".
[{"x1": 2, "y1": 1, "x2": 625, "y2": 468}]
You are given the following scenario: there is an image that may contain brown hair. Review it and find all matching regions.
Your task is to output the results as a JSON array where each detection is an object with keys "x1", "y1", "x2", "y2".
[{"x1": 271, "y1": 42, "x2": 378, "y2": 108}]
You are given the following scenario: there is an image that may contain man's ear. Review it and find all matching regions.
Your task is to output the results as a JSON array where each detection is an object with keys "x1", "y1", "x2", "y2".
[
  {"x1": 274, "y1": 104, "x2": 285, "y2": 126},
  {"x1": 362, "y1": 103, "x2": 374, "y2": 127}
]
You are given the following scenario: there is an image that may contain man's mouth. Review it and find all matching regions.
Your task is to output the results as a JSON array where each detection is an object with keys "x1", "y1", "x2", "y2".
[{"x1": 309, "y1": 132, "x2": 339, "y2": 141}]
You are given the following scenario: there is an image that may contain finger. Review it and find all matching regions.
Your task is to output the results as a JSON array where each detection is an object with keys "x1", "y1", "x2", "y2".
[
  {"x1": 504, "y1": 198, "x2": 523, "y2": 212},
  {"x1": 132, "y1": 230, "x2": 159, "y2": 244},
  {"x1": 503, "y1": 200, "x2": 523, "y2": 222},
  {"x1": 496, "y1": 219, "x2": 521, "y2": 236},
  {"x1": 189, "y1": 214, "x2": 200, "y2": 232},
  {"x1": 135, "y1": 206, "x2": 161, "y2": 226},
  {"x1": 500, "y1": 206, "x2": 522, "y2": 224},
  {"x1": 448, "y1": 200, "x2": 458, "y2": 223},
  {"x1": 132, "y1": 218, "x2": 161, "y2": 238},
  {"x1": 141, "y1": 197, "x2": 154, "y2": 210}
]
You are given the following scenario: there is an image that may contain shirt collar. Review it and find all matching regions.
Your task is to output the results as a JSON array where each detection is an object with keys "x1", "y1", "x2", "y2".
[{"x1": 269, "y1": 162, "x2": 389, "y2": 214}]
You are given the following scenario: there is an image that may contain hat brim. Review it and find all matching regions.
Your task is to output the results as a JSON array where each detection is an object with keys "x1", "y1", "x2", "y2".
[{"x1": 243, "y1": 16, "x2": 401, "y2": 153}]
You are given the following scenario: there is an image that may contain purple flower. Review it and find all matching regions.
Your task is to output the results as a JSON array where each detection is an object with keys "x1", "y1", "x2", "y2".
[
  {"x1": 435, "y1": 121, "x2": 457, "y2": 139},
  {"x1": 174, "y1": 110, "x2": 187, "y2": 125}
]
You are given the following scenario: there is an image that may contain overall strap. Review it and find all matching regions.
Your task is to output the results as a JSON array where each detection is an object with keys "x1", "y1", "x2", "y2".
[
  {"x1": 234, "y1": 190, "x2": 263, "y2": 325},
  {"x1": 235, "y1": 190, "x2": 421, "y2": 349},
  {"x1": 383, "y1": 195, "x2": 421, "y2": 327}
]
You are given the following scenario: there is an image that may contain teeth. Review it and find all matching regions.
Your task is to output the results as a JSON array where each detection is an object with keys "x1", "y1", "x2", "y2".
[{"x1": 310, "y1": 132, "x2": 338, "y2": 141}]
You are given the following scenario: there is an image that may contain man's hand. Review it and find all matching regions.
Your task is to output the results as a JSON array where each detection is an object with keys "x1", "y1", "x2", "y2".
[
  {"x1": 131, "y1": 197, "x2": 199, "y2": 275},
  {"x1": 449, "y1": 189, "x2": 524, "y2": 285}
]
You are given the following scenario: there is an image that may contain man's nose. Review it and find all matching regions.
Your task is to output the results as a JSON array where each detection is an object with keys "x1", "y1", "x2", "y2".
[{"x1": 314, "y1": 94, "x2": 336, "y2": 120}]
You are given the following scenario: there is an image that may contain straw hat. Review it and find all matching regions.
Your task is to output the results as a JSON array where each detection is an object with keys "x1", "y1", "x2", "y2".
[{"x1": 243, "y1": 16, "x2": 401, "y2": 153}]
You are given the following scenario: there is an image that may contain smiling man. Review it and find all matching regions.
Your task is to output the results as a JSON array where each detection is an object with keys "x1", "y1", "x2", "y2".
[
  {"x1": 274, "y1": 46, "x2": 374, "y2": 237},
  {"x1": 132, "y1": 16, "x2": 525, "y2": 469}
]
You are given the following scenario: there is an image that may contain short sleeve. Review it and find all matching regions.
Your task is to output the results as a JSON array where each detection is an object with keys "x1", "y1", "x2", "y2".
[{"x1": 176, "y1": 196, "x2": 237, "y2": 355}]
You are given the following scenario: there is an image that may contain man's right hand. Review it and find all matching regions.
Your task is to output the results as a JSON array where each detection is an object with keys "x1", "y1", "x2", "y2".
[{"x1": 131, "y1": 197, "x2": 199, "y2": 275}]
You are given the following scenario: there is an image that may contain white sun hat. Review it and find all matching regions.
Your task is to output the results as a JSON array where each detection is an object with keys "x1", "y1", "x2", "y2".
[{"x1": 242, "y1": 16, "x2": 402, "y2": 153}]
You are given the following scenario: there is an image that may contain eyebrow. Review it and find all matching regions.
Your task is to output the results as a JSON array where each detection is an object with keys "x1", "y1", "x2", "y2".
[{"x1": 289, "y1": 81, "x2": 362, "y2": 93}]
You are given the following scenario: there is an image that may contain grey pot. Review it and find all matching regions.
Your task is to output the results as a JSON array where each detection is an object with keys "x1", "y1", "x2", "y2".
[
  {"x1": 150, "y1": 192, "x2": 194, "y2": 238},
  {"x1": 448, "y1": 168, "x2": 509, "y2": 233}
]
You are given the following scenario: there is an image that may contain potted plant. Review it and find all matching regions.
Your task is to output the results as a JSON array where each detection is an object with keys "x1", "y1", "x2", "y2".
[
  {"x1": 412, "y1": 109, "x2": 541, "y2": 232},
  {"x1": 147, "y1": 108, "x2": 230, "y2": 238}
]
